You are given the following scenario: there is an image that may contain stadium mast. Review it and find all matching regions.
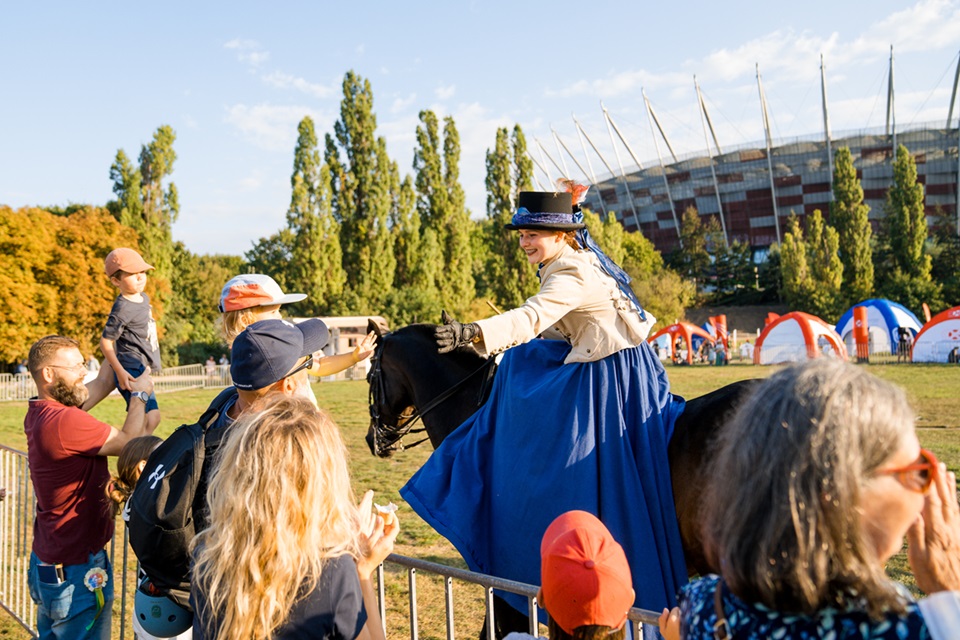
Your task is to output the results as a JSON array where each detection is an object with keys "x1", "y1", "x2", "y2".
[
  {"x1": 887, "y1": 45, "x2": 897, "y2": 158},
  {"x1": 535, "y1": 137, "x2": 566, "y2": 181},
  {"x1": 642, "y1": 88, "x2": 681, "y2": 242},
  {"x1": 757, "y1": 64, "x2": 783, "y2": 244},
  {"x1": 601, "y1": 102, "x2": 646, "y2": 170},
  {"x1": 600, "y1": 103, "x2": 641, "y2": 229},
  {"x1": 573, "y1": 115, "x2": 640, "y2": 230},
  {"x1": 951, "y1": 50, "x2": 960, "y2": 235},
  {"x1": 821, "y1": 54, "x2": 834, "y2": 191},
  {"x1": 551, "y1": 130, "x2": 571, "y2": 177},
  {"x1": 695, "y1": 76, "x2": 729, "y2": 248},
  {"x1": 552, "y1": 127, "x2": 608, "y2": 216}
]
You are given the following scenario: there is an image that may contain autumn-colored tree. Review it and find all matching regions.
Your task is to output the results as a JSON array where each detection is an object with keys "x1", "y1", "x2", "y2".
[{"x1": 0, "y1": 206, "x2": 140, "y2": 365}]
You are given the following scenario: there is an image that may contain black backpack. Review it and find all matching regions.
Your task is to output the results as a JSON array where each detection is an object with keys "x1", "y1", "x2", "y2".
[{"x1": 127, "y1": 387, "x2": 238, "y2": 609}]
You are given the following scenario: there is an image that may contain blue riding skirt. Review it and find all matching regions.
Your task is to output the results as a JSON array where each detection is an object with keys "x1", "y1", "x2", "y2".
[{"x1": 401, "y1": 339, "x2": 688, "y2": 615}]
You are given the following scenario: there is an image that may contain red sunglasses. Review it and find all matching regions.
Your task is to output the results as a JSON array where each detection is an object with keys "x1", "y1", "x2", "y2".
[{"x1": 877, "y1": 448, "x2": 939, "y2": 493}]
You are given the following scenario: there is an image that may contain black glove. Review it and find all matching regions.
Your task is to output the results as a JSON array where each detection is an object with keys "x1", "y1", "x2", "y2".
[{"x1": 435, "y1": 311, "x2": 481, "y2": 354}]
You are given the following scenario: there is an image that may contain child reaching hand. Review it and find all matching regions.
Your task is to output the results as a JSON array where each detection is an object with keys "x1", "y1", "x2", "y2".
[
  {"x1": 218, "y1": 274, "x2": 376, "y2": 382},
  {"x1": 101, "y1": 248, "x2": 162, "y2": 432}
]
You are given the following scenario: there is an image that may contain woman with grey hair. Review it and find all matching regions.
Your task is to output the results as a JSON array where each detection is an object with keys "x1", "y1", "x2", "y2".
[{"x1": 659, "y1": 359, "x2": 960, "y2": 639}]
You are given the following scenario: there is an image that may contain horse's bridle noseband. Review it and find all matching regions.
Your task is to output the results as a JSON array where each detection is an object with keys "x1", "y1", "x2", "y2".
[{"x1": 367, "y1": 333, "x2": 496, "y2": 456}]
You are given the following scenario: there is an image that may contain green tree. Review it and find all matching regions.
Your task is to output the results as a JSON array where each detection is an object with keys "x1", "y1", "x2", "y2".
[
  {"x1": 484, "y1": 127, "x2": 537, "y2": 308},
  {"x1": 325, "y1": 71, "x2": 396, "y2": 313},
  {"x1": 930, "y1": 207, "x2": 960, "y2": 307},
  {"x1": 780, "y1": 211, "x2": 843, "y2": 319},
  {"x1": 669, "y1": 207, "x2": 710, "y2": 290},
  {"x1": 829, "y1": 147, "x2": 873, "y2": 304},
  {"x1": 878, "y1": 144, "x2": 943, "y2": 313},
  {"x1": 412, "y1": 112, "x2": 475, "y2": 317},
  {"x1": 287, "y1": 116, "x2": 344, "y2": 316}
]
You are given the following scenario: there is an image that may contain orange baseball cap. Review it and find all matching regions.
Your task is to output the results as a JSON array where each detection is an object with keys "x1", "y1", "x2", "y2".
[
  {"x1": 539, "y1": 511, "x2": 634, "y2": 635},
  {"x1": 218, "y1": 274, "x2": 307, "y2": 313},
  {"x1": 104, "y1": 248, "x2": 154, "y2": 277}
]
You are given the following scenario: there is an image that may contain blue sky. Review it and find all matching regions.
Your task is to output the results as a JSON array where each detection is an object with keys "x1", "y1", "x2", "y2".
[{"x1": 2, "y1": 0, "x2": 959, "y2": 255}]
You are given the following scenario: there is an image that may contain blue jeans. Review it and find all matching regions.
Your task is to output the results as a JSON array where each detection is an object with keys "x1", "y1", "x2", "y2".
[{"x1": 28, "y1": 550, "x2": 114, "y2": 640}]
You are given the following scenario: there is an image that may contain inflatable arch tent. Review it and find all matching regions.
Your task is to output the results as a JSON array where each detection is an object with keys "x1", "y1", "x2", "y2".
[
  {"x1": 754, "y1": 311, "x2": 848, "y2": 365},
  {"x1": 912, "y1": 306, "x2": 960, "y2": 363},
  {"x1": 648, "y1": 322, "x2": 715, "y2": 365},
  {"x1": 835, "y1": 299, "x2": 922, "y2": 356}
]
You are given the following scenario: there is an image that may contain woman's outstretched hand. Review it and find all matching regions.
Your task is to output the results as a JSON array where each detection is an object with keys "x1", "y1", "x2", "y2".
[
  {"x1": 907, "y1": 463, "x2": 960, "y2": 594},
  {"x1": 356, "y1": 490, "x2": 400, "y2": 580}
]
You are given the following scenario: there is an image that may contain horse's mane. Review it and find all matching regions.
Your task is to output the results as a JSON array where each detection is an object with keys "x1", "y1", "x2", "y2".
[{"x1": 385, "y1": 322, "x2": 487, "y2": 369}]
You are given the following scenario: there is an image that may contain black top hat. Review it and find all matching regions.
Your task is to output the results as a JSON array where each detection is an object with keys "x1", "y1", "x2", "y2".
[{"x1": 504, "y1": 191, "x2": 585, "y2": 231}]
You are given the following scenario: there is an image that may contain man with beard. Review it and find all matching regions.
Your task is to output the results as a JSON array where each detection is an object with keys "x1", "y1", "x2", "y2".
[{"x1": 24, "y1": 335, "x2": 154, "y2": 640}]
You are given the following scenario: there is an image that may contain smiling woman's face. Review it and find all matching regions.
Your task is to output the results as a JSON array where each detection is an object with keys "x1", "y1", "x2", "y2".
[{"x1": 518, "y1": 230, "x2": 566, "y2": 265}]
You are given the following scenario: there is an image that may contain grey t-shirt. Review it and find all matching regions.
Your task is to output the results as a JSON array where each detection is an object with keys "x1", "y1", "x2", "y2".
[{"x1": 102, "y1": 293, "x2": 161, "y2": 372}]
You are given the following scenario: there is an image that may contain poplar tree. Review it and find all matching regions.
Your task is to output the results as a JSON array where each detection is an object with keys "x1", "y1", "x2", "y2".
[
  {"x1": 324, "y1": 71, "x2": 396, "y2": 313},
  {"x1": 485, "y1": 127, "x2": 534, "y2": 308},
  {"x1": 879, "y1": 144, "x2": 943, "y2": 312},
  {"x1": 829, "y1": 147, "x2": 873, "y2": 304},
  {"x1": 441, "y1": 116, "x2": 476, "y2": 315},
  {"x1": 780, "y1": 211, "x2": 843, "y2": 318},
  {"x1": 287, "y1": 116, "x2": 344, "y2": 315}
]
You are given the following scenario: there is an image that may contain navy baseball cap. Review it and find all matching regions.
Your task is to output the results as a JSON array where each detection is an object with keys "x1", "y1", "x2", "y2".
[{"x1": 231, "y1": 319, "x2": 329, "y2": 390}]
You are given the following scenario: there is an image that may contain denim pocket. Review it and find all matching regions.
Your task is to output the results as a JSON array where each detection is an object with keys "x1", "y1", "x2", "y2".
[{"x1": 34, "y1": 579, "x2": 74, "y2": 621}]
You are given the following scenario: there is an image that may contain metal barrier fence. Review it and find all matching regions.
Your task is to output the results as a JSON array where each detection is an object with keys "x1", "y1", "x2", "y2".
[{"x1": 0, "y1": 444, "x2": 659, "y2": 639}]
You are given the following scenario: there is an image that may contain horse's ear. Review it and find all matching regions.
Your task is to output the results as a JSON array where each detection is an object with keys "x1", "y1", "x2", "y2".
[
  {"x1": 368, "y1": 317, "x2": 388, "y2": 338},
  {"x1": 440, "y1": 310, "x2": 453, "y2": 325}
]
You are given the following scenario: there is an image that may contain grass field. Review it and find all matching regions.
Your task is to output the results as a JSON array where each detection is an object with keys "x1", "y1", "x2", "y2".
[{"x1": 0, "y1": 362, "x2": 958, "y2": 638}]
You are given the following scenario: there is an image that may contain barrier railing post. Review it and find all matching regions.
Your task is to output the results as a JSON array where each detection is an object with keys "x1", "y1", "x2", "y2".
[
  {"x1": 484, "y1": 587, "x2": 495, "y2": 640},
  {"x1": 408, "y1": 567, "x2": 418, "y2": 640},
  {"x1": 444, "y1": 576, "x2": 454, "y2": 640}
]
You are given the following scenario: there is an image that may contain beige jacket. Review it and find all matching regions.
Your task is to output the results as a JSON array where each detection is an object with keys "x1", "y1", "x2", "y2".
[{"x1": 475, "y1": 244, "x2": 656, "y2": 363}]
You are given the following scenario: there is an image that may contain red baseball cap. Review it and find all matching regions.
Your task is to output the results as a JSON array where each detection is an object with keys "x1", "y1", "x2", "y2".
[
  {"x1": 218, "y1": 274, "x2": 307, "y2": 313},
  {"x1": 539, "y1": 511, "x2": 634, "y2": 635},
  {"x1": 104, "y1": 248, "x2": 154, "y2": 277}
]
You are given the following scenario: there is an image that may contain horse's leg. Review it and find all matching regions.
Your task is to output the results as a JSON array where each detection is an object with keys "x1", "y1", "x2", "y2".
[{"x1": 478, "y1": 595, "x2": 530, "y2": 640}]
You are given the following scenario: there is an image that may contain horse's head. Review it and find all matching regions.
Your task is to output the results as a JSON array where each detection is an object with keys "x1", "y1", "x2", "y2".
[{"x1": 366, "y1": 322, "x2": 490, "y2": 458}]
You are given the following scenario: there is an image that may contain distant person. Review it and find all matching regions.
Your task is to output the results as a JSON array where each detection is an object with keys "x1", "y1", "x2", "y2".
[
  {"x1": 100, "y1": 247, "x2": 162, "y2": 433},
  {"x1": 25, "y1": 335, "x2": 155, "y2": 639},
  {"x1": 217, "y1": 353, "x2": 228, "y2": 366},
  {"x1": 505, "y1": 511, "x2": 634, "y2": 640},
  {"x1": 948, "y1": 346, "x2": 959, "y2": 365},
  {"x1": 15, "y1": 359, "x2": 28, "y2": 375},
  {"x1": 204, "y1": 357, "x2": 216, "y2": 382},
  {"x1": 85, "y1": 355, "x2": 100, "y2": 373},
  {"x1": 898, "y1": 326, "x2": 913, "y2": 363},
  {"x1": 739, "y1": 339, "x2": 754, "y2": 362},
  {"x1": 191, "y1": 395, "x2": 397, "y2": 640}
]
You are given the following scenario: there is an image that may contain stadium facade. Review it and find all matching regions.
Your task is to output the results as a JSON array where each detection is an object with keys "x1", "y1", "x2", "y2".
[{"x1": 563, "y1": 53, "x2": 960, "y2": 255}]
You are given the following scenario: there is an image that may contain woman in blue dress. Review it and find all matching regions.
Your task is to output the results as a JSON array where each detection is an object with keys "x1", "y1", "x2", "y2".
[{"x1": 401, "y1": 188, "x2": 689, "y2": 624}]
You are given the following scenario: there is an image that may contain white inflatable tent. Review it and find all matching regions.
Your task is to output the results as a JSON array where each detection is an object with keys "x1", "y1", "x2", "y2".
[
  {"x1": 912, "y1": 306, "x2": 960, "y2": 363},
  {"x1": 754, "y1": 311, "x2": 848, "y2": 365},
  {"x1": 835, "y1": 298, "x2": 922, "y2": 356}
]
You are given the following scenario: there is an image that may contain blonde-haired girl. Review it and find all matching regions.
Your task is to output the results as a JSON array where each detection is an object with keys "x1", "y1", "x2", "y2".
[{"x1": 191, "y1": 395, "x2": 397, "y2": 640}]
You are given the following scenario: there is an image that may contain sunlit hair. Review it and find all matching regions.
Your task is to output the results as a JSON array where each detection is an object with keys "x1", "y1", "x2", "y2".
[
  {"x1": 27, "y1": 335, "x2": 79, "y2": 380},
  {"x1": 702, "y1": 359, "x2": 916, "y2": 619},
  {"x1": 105, "y1": 435, "x2": 162, "y2": 517},
  {"x1": 547, "y1": 618, "x2": 625, "y2": 640},
  {"x1": 560, "y1": 231, "x2": 581, "y2": 250},
  {"x1": 219, "y1": 304, "x2": 282, "y2": 346},
  {"x1": 192, "y1": 396, "x2": 359, "y2": 640}
]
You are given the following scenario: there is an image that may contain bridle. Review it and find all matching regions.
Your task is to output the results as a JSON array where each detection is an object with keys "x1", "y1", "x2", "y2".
[{"x1": 367, "y1": 333, "x2": 496, "y2": 456}]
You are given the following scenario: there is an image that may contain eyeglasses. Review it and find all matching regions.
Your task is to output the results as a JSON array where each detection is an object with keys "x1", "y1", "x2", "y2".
[
  {"x1": 284, "y1": 354, "x2": 314, "y2": 379},
  {"x1": 47, "y1": 362, "x2": 87, "y2": 374},
  {"x1": 877, "y1": 448, "x2": 939, "y2": 493}
]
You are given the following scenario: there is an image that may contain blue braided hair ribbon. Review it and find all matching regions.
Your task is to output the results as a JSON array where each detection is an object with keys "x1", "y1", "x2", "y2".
[{"x1": 572, "y1": 212, "x2": 647, "y2": 321}]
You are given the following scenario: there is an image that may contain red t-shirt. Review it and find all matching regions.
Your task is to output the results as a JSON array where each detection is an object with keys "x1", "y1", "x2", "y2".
[{"x1": 24, "y1": 399, "x2": 114, "y2": 565}]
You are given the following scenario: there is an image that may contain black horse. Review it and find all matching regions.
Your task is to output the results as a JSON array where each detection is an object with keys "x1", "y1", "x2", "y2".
[{"x1": 366, "y1": 321, "x2": 757, "y2": 633}]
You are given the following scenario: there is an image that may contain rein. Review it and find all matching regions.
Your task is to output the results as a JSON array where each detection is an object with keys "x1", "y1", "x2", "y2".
[{"x1": 368, "y1": 335, "x2": 495, "y2": 456}]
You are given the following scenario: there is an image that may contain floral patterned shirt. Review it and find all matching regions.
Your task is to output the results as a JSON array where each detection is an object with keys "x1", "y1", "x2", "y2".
[{"x1": 679, "y1": 575, "x2": 930, "y2": 639}]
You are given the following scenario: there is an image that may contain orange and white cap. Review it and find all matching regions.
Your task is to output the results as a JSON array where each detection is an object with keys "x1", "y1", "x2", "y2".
[{"x1": 218, "y1": 274, "x2": 307, "y2": 313}]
